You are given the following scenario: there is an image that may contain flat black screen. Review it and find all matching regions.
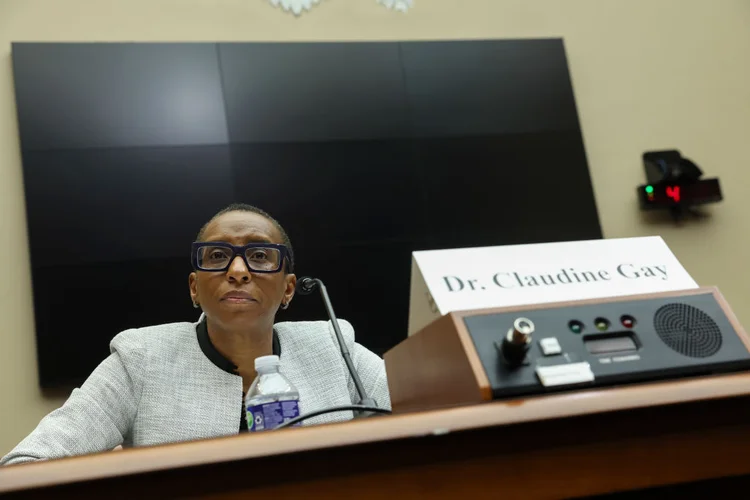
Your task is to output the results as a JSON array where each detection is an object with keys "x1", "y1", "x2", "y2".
[{"x1": 11, "y1": 40, "x2": 601, "y2": 388}]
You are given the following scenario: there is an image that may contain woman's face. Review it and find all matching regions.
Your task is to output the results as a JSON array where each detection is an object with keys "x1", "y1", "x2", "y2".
[{"x1": 188, "y1": 211, "x2": 296, "y2": 332}]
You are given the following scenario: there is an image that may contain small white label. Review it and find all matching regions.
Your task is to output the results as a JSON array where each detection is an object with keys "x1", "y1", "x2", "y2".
[
  {"x1": 539, "y1": 337, "x2": 562, "y2": 356},
  {"x1": 599, "y1": 358, "x2": 612, "y2": 364},
  {"x1": 536, "y1": 362, "x2": 595, "y2": 387}
]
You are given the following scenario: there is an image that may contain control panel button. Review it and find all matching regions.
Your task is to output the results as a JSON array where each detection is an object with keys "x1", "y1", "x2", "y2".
[
  {"x1": 536, "y1": 362, "x2": 595, "y2": 387},
  {"x1": 539, "y1": 337, "x2": 562, "y2": 356}
]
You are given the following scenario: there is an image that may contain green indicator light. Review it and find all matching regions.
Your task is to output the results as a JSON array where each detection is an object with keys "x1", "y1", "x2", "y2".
[
  {"x1": 569, "y1": 320, "x2": 584, "y2": 334},
  {"x1": 645, "y1": 185, "x2": 654, "y2": 194}
]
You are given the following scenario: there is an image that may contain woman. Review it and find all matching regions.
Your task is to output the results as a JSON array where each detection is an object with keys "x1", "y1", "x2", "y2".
[{"x1": 1, "y1": 204, "x2": 390, "y2": 465}]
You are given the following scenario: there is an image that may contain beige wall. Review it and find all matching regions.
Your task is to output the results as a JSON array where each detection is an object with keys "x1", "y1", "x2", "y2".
[{"x1": 1, "y1": 0, "x2": 749, "y2": 454}]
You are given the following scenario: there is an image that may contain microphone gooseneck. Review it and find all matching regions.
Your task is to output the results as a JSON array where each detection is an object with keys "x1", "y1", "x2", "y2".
[{"x1": 296, "y1": 276, "x2": 379, "y2": 417}]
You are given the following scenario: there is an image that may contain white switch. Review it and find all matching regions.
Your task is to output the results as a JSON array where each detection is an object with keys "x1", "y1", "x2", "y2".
[
  {"x1": 539, "y1": 337, "x2": 562, "y2": 356},
  {"x1": 536, "y1": 362, "x2": 595, "y2": 387}
]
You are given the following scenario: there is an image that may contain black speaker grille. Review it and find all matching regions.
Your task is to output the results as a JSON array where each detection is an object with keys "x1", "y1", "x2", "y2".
[{"x1": 654, "y1": 303, "x2": 722, "y2": 358}]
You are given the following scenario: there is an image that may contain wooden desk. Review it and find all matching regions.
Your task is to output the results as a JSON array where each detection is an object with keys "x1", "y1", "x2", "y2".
[{"x1": 3, "y1": 372, "x2": 750, "y2": 499}]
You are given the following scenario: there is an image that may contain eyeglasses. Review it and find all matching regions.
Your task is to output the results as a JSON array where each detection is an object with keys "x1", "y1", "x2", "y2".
[{"x1": 191, "y1": 242, "x2": 291, "y2": 273}]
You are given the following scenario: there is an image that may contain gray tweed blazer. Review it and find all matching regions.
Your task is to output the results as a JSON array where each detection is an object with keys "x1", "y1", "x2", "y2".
[{"x1": 1, "y1": 319, "x2": 390, "y2": 465}]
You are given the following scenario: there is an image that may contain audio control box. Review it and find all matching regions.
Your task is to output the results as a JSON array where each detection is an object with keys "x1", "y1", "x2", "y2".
[{"x1": 385, "y1": 287, "x2": 750, "y2": 412}]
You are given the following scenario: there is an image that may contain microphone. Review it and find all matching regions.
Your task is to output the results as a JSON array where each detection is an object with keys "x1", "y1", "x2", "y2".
[{"x1": 296, "y1": 276, "x2": 379, "y2": 417}]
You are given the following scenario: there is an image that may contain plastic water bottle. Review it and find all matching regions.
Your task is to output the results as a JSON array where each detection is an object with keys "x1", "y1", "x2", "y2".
[{"x1": 245, "y1": 355, "x2": 300, "y2": 432}]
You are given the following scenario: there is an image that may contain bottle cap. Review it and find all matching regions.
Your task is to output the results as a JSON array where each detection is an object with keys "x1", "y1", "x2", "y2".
[{"x1": 255, "y1": 355, "x2": 280, "y2": 371}]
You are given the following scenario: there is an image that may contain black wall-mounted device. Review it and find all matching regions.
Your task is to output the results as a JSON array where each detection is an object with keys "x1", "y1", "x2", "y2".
[{"x1": 637, "y1": 150, "x2": 722, "y2": 218}]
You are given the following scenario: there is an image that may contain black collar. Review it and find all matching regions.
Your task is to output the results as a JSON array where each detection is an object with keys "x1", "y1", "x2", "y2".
[{"x1": 196, "y1": 317, "x2": 281, "y2": 375}]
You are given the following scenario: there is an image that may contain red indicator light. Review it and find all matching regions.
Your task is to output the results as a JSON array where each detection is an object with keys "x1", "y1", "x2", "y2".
[
  {"x1": 621, "y1": 315, "x2": 636, "y2": 328},
  {"x1": 666, "y1": 185, "x2": 681, "y2": 202}
]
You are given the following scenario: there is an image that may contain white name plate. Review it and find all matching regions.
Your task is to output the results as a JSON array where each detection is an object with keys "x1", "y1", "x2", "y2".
[{"x1": 407, "y1": 236, "x2": 698, "y2": 335}]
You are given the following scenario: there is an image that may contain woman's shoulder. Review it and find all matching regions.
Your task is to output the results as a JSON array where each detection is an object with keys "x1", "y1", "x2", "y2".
[{"x1": 109, "y1": 321, "x2": 199, "y2": 356}]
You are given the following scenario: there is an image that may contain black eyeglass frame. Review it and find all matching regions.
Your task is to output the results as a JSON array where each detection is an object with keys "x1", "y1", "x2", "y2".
[{"x1": 191, "y1": 242, "x2": 293, "y2": 273}]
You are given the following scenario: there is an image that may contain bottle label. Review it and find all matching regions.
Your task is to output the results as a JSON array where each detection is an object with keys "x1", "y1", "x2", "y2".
[{"x1": 246, "y1": 399, "x2": 300, "y2": 432}]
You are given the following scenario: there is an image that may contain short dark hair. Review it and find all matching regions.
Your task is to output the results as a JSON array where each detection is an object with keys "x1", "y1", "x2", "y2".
[{"x1": 196, "y1": 203, "x2": 295, "y2": 273}]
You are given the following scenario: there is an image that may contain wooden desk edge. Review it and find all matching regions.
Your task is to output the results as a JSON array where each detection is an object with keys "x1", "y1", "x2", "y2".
[{"x1": 3, "y1": 370, "x2": 750, "y2": 494}]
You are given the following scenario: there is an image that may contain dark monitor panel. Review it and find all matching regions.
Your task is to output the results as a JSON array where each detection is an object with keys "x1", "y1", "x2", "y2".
[{"x1": 11, "y1": 40, "x2": 601, "y2": 388}]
